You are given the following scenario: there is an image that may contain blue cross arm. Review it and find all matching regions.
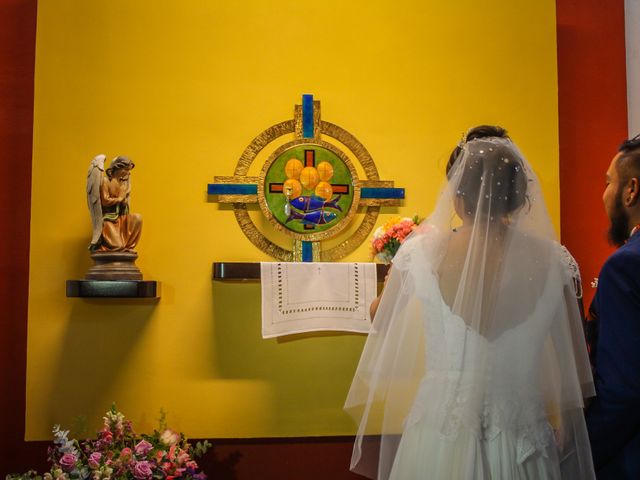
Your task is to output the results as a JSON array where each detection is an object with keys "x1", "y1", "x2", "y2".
[
  {"x1": 359, "y1": 180, "x2": 405, "y2": 206},
  {"x1": 208, "y1": 176, "x2": 259, "y2": 203}
]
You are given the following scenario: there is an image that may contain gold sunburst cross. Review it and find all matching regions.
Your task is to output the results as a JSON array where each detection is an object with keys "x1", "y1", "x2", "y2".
[{"x1": 208, "y1": 94, "x2": 404, "y2": 262}]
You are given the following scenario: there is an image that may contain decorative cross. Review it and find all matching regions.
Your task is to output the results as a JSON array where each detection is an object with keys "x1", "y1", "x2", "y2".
[{"x1": 208, "y1": 94, "x2": 404, "y2": 262}]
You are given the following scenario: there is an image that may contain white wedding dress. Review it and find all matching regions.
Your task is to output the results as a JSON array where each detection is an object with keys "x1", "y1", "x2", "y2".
[
  {"x1": 345, "y1": 137, "x2": 595, "y2": 480},
  {"x1": 388, "y1": 263, "x2": 562, "y2": 479}
]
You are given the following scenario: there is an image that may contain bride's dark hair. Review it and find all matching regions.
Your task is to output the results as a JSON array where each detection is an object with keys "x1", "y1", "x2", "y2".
[
  {"x1": 447, "y1": 125, "x2": 528, "y2": 218},
  {"x1": 447, "y1": 125, "x2": 509, "y2": 174}
]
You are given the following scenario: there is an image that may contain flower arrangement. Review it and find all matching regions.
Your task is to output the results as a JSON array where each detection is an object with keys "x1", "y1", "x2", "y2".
[
  {"x1": 371, "y1": 215, "x2": 422, "y2": 264},
  {"x1": 7, "y1": 406, "x2": 210, "y2": 480}
]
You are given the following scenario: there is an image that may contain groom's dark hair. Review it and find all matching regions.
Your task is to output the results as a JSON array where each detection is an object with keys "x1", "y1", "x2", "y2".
[{"x1": 617, "y1": 133, "x2": 640, "y2": 188}]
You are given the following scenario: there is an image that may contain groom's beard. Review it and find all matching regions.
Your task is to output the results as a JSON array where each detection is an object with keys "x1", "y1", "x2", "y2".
[{"x1": 608, "y1": 189, "x2": 630, "y2": 247}]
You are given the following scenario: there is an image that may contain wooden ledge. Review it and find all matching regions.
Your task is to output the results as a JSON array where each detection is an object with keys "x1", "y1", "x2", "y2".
[
  {"x1": 212, "y1": 262, "x2": 389, "y2": 281},
  {"x1": 66, "y1": 280, "x2": 159, "y2": 298}
]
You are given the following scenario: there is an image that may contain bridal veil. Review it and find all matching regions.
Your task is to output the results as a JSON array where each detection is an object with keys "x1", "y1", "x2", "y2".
[{"x1": 345, "y1": 136, "x2": 595, "y2": 479}]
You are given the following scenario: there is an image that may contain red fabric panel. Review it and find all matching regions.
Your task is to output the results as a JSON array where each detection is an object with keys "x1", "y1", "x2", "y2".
[
  {"x1": 556, "y1": 0, "x2": 629, "y2": 308},
  {"x1": 0, "y1": 0, "x2": 41, "y2": 475}
]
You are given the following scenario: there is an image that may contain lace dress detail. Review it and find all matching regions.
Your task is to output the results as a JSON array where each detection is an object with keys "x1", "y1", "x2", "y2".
[{"x1": 557, "y1": 243, "x2": 582, "y2": 298}]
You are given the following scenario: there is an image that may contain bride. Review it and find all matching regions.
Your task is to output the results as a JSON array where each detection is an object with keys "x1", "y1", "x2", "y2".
[{"x1": 345, "y1": 126, "x2": 595, "y2": 479}]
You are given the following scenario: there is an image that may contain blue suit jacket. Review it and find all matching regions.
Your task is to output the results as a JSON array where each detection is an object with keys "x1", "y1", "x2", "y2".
[{"x1": 586, "y1": 232, "x2": 640, "y2": 479}]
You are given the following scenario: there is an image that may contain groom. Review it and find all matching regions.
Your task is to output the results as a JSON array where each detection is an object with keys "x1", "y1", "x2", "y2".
[{"x1": 586, "y1": 133, "x2": 640, "y2": 479}]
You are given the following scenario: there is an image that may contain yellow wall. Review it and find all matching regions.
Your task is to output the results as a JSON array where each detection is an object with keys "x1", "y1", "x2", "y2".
[{"x1": 27, "y1": 0, "x2": 559, "y2": 439}]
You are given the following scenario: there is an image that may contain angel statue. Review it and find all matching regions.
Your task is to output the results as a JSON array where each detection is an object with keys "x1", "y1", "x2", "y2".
[
  {"x1": 85, "y1": 155, "x2": 143, "y2": 280},
  {"x1": 86, "y1": 155, "x2": 142, "y2": 252}
]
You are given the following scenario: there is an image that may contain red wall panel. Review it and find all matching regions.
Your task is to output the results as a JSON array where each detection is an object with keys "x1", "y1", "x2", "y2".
[
  {"x1": 556, "y1": 0, "x2": 629, "y2": 308},
  {"x1": 0, "y1": 0, "x2": 40, "y2": 475}
]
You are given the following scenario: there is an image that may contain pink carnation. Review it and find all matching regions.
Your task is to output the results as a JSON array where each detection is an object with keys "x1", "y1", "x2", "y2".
[
  {"x1": 100, "y1": 429, "x2": 113, "y2": 445},
  {"x1": 168, "y1": 444, "x2": 178, "y2": 461},
  {"x1": 371, "y1": 216, "x2": 422, "y2": 263}
]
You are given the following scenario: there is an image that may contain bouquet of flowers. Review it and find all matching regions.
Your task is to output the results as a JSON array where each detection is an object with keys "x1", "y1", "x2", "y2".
[
  {"x1": 7, "y1": 406, "x2": 210, "y2": 480},
  {"x1": 370, "y1": 215, "x2": 422, "y2": 264}
]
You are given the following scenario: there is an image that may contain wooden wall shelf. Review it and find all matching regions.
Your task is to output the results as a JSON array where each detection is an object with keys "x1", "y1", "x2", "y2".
[
  {"x1": 212, "y1": 262, "x2": 389, "y2": 281},
  {"x1": 66, "y1": 280, "x2": 159, "y2": 298}
]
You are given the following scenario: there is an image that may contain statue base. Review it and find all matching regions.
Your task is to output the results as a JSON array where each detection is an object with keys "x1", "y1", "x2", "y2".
[{"x1": 86, "y1": 251, "x2": 143, "y2": 280}]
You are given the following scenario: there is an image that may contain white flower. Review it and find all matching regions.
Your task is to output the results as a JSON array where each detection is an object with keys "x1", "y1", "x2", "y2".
[
  {"x1": 159, "y1": 428, "x2": 180, "y2": 446},
  {"x1": 52, "y1": 425, "x2": 79, "y2": 457}
]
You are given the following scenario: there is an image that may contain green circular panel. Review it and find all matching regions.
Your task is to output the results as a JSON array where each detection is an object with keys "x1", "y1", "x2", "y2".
[{"x1": 264, "y1": 145, "x2": 354, "y2": 234}]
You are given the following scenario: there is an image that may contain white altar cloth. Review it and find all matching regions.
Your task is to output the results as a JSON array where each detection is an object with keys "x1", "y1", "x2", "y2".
[{"x1": 260, "y1": 262, "x2": 377, "y2": 338}]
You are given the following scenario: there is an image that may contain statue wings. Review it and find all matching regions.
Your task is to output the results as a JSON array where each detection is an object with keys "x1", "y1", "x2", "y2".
[{"x1": 86, "y1": 154, "x2": 106, "y2": 248}]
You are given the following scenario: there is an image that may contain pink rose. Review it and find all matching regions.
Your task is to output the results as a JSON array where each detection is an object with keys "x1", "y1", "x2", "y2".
[
  {"x1": 59, "y1": 452, "x2": 77, "y2": 472},
  {"x1": 176, "y1": 449, "x2": 190, "y2": 464},
  {"x1": 133, "y1": 460, "x2": 153, "y2": 480},
  {"x1": 88, "y1": 452, "x2": 102, "y2": 469},
  {"x1": 134, "y1": 439, "x2": 153, "y2": 456}
]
